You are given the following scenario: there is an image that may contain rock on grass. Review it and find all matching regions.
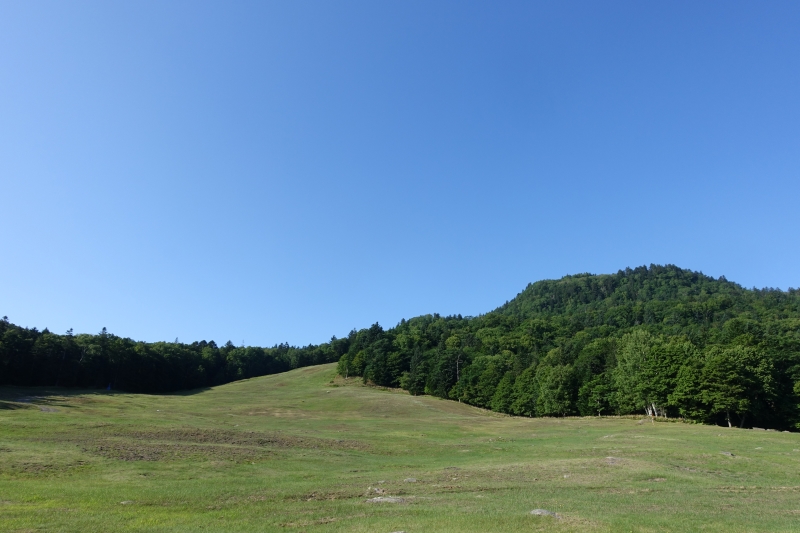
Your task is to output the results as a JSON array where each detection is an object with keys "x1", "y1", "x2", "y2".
[{"x1": 530, "y1": 509, "x2": 560, "y2": 518}]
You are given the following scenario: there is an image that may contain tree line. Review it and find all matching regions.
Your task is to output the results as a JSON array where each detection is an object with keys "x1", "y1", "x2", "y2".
[
  {"x1": 336, "y1": 265, "x2": 800, "y2": 430},
  {"x1": 3, "y1": 264, "x2": 798, "y2": 429},
  {"x1": 0, "y1": 319, "x2": 351, "y2": 393}
]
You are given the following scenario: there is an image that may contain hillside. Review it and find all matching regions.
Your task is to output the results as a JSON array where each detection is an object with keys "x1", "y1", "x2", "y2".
[
  {"x1": 2, "y1": 364, "x2": 800, "y2": 532},
  {"x1": 3, "y1": 264, "x2": 799, "y2": 429},
  {"x1": 336, "y1": 265, "x2": 800, "y2": 429}
]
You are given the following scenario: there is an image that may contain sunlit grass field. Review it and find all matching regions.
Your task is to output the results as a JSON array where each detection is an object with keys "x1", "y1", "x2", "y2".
[{"x1": 1, "y1": 363, "x2": 799, "y2": 532}]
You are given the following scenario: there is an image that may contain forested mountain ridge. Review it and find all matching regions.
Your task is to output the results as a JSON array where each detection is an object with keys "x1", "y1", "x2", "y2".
[
  {"x1": 2, "y1": 265, "x2": 799, "y2": 429},
  {"x1": 336, "y1": 265, "x2": 800, "y2": 429}
]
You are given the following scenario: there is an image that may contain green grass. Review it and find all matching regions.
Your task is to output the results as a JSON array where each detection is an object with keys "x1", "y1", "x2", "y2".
[{"x1": 1, "y1": 364, "x2": 799, "y2": 532}]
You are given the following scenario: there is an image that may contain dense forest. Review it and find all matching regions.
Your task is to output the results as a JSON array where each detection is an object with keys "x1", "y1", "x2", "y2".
[
  {"x1": 0, "y1": 320, "x2": 350, "y2": 393},
  {"x1": 2, "y1": 265, "x2": 799, "y2": 429},
  {"x1": 336, "y1": 265, "x2": 800, "y2": 430}
]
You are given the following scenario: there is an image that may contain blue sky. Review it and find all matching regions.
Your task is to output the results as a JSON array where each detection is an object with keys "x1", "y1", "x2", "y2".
[{"x1": 1, "y1": 1, "x2": 798, "y2": 346}]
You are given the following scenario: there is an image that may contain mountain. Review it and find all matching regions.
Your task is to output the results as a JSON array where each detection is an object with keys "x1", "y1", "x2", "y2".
[{"x1": 336, "y1": 265, "x2": 800, "y2": 429}]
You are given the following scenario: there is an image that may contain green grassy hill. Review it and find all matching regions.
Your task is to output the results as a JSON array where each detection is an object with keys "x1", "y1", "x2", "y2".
[
  {"x1": 4, "y1": 265, "x2": 799, "y2": 429},
  {"x1": 2, "y1": 363, "x2": 800, "y2": 532}
]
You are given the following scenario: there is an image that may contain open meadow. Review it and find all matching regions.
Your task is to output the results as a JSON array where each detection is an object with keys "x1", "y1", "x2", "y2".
[{"x1": 1, "y1": 363, "x2": 799, "y2": 532}]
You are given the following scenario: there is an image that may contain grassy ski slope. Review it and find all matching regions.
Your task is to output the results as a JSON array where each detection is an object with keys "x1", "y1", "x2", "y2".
[{"x1": 1, "y1": 363, "x2": 799, "y2": 532}]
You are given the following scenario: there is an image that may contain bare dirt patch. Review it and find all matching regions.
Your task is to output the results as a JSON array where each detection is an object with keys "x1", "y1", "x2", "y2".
[
  {"x1": 54, "y1": 427, "x2": 369, "y2": 462},
  {"x1": 279, "y1": 516, "x2": 338, "y2": 527},
  {"x1": 1, "y1": 459, "x2": 90, "y2": 477}
]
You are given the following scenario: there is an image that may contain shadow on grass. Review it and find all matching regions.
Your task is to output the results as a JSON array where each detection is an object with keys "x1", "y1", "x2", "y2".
[
  {"x1": 0, "y1": 364, "x2": 331, "y2": 400},
  {"x1": 0, "y1": 400, "x2": 35, "y2": 410},
  {"x1": 0, "y1": 385, "x2": 214, "y2": 404}
]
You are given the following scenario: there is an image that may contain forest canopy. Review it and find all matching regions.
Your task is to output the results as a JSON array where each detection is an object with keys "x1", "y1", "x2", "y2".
[
  {"x1": 335, "y1": 265, "x2": 800, "y2": 430},
  {"x1": 2, "y1": 265, "x2": 798, "y2": 429},
  {"x1": 0, "y1": 322, "x2": 349, "y2": 393}
]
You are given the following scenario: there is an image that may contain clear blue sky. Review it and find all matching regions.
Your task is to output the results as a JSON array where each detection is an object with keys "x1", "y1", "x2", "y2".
[{"x1": 1, "y1": 1, "x2": 798, "y2": 346}]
